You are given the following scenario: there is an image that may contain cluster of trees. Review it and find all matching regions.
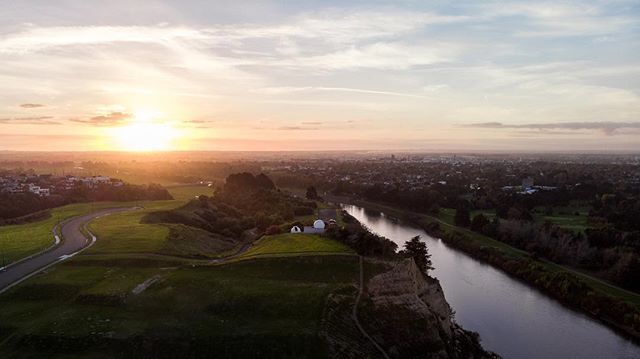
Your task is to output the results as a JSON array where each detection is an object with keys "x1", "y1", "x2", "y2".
[
  {"x1": 146, "y1": 173, "x2": 317, "y2": 239},
  {"x1": 326, "y1": 211, "x2": 397, "y2": 257},
  {"x1": 327, "y1": 212, "x2": 435, "y2": 275},
  {"x1": 0, "y1": 192, "x2": 64, "y2": 222},
  {"x1": 591, "y1": 194, "x2": 640, "y2": 232},
  {"x1": 223, "y1": 172, "x2": 276, "y2": 192},
  {"x1": 0, "y1": 184, "x2": 172, "y2": 222},
  {"x1": 427, "y1": 226, "x2": 640, "y2": 338},
  {"x1": 422, "y1": 191, "x2": 640, "y2": 291},
  {"x1": 448, "y1": 203, "x2": 640, "y2": 291},
  {"x1": 493, "y1": 220, "x2": 640, "y2": 291},
  {"x1": 359, "y1": 185, "x2": 444, "y2": 214}
]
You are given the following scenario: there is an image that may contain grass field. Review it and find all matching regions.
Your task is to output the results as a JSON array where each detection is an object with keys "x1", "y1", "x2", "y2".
[
  {"x1": 532, "y1": 205, "x2": 591, "y2": 232},
  {"x1": 0, "y1": 202, "x2": 133, "y2": 266},
  {"x1": 240, "y1": 233, "x2": 353, "y2": 259},
  {"x1": 0, "y1": 255, "x2": 359, "y2": 357},
  {"x1": 165, "y1": 184, "x2": 214, "y2": 201},
  {"x1": 0, "y1": 186, "x2": 214, "y2": 266},
  {"x1": 0, "y1": 184, "x2": 367, "y2": 357},
  {"x1": 446, "y1": 205, "x2": 591, "y2": 233}
]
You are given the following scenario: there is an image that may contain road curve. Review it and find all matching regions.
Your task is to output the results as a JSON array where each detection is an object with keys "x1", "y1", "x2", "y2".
[{"x1": 0, "y1": 207, "x2": 136, "y2": 294}]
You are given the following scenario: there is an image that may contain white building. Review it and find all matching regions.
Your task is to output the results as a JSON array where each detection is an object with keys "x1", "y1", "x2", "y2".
[{"x1": 313, "y1": 220, "x2": 325, "y2": 230}]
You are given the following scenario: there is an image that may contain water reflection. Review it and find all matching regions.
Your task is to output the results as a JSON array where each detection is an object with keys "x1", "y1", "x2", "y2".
[{"x1": 342, "y1": 204, "x2": 640, "y2": 359}]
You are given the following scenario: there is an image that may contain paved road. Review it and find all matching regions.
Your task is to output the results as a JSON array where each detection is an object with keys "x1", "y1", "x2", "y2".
[{"x1": 0, "y1": 207, "x2": 135, "y2": 294}]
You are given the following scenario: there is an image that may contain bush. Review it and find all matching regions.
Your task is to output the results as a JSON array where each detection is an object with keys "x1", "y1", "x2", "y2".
[{"x1": 266, "y1": 225, "x2": 281, "y2": 235}]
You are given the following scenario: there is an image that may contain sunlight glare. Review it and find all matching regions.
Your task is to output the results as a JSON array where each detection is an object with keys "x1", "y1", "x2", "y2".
[{"x1": 111, "y1": 109, "x2": 177, "y2": 151}]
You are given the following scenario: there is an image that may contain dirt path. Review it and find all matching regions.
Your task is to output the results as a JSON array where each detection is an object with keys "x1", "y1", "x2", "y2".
[{"x1": 352, "y1": 255, "x2": 390, "y2": 359}]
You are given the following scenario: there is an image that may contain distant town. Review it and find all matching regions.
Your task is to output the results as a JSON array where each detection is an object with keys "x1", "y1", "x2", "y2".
[{"x1": 0, "y1": 174, "x2": 122, "y2": 197}]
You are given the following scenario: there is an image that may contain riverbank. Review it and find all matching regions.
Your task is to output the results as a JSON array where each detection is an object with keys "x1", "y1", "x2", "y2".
[{"x1": 332, "y1": 196, "x2": 640, "y2": 344}]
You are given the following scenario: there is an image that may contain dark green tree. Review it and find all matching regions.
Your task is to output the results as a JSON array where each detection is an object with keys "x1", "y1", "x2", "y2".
[
  {"x1": 402, "y1": 235, "x2": 433, "y2": 274},
  {"x1": 306, "y1": 186, "x2": 319, "y2": 200},
  {"x1": 454, "y1": 208, "x2": 471, "y2": 228},
  {"x1": 471, "y1": 213, "x2": 491, "y2": 232}
]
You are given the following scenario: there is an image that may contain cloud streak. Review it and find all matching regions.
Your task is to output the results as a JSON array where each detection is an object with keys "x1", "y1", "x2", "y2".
[
  {"x1": 19, "y1": 103, "x2": 45, "y2": 108},
  {"x1": 0, "y1": 116, "x2": 59, "y2": 125},
  {"x1": 464, "y1": 121, "x2": 640, "y2": 135},
  {"x1": 69, "y1": 112, "x2": 131, "y2": 127}
]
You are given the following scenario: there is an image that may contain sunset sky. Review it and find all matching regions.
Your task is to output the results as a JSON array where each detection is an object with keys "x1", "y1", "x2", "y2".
[{"x1": 1, "y1": 1, "x2": 639, "y2": 152}]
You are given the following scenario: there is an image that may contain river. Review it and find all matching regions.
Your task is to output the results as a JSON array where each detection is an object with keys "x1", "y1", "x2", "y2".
[{"x1": 342, "y1": 204, "x2": 640, "y2": 359}]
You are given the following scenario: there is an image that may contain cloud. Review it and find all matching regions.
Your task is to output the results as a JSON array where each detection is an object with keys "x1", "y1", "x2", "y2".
[
  {"x1": 69, "y1": 111, "x2": 131, "y2": 127},
  {"x1": 258, "y1": 86, "x2": 429, "y2": 98},
  {"x1": 0, "y1": 116, "x2": 59, "y2": 125},
  {"x1": 464, "y1": 121, "x2": 640, "y2": 135},
  {"x1": 278, "y1": 126, "x2": 318, "y2": 131},
  {"x1": 19, "y1": 103, "x2": 45, "y2": 108},
  {"x1": 478, "y1": 2, "x2": 636, "y2": 37},
  {"x1": 301, "y1": 121, "x2": 323, "y2": 125}
]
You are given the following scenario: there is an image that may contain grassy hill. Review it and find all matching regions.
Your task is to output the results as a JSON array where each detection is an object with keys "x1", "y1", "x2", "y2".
[
  {"x1": 0, "y1": 255, "x2": 360, "y2": 358},
  {"x1": 239, "y1": 233, "x2": 353, "y2": 259},
  {"x1": 0, "y1": 181, "x2": 370, "y2": 357},
  {"x1": 0, "y1": 185, "x2": 213, "y2": 266}
]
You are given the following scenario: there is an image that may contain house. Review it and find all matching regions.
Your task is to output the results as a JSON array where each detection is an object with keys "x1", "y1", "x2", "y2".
[{"x1": 290, "y1": 226, "x2": 302, "y2": 233}]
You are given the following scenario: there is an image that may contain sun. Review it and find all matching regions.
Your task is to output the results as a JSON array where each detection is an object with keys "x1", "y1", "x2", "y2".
[{"x1": 111, "y1": 110, "x2": 177, "y2": 151}]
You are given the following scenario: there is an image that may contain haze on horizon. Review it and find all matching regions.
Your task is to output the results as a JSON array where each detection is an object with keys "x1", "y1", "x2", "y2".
[{"x1": 1, "y1": 0, "x2": 639, "y2": 152}]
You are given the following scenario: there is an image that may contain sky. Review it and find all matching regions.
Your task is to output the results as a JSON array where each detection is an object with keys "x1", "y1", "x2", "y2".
[{"x1": 0, "y1": 0, "x2": 639, "y2": 152}]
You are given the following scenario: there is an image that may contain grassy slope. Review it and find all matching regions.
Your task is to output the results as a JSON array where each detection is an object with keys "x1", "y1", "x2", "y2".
[
  {"x1": 0, "y1": 188, "x2": 368, "y2": 358},
  {"x1": 240, "y1": 233, "x2": 353, "y2": 259},
  {"x1": 0, "y1": 255, "x2": 359, "y2": 357},
  {"x1": 0, "y1": 185, "x2": 365, "y2": 357},
  {"x1": 0, "y1": 186, "x2": 213, "y2": 266},
  {"x1": 0, "y1": 203, "x2": 135, "y2": 266}
]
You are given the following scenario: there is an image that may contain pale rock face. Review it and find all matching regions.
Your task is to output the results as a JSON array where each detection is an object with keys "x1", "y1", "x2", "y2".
[{"x1": 367, "y1": 258, "x2": 454, "y2": 337}]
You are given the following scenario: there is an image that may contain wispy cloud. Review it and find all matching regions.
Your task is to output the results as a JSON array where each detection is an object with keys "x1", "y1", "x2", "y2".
[
  {"x1": 69, "y1": 111, "x2": 131, "y2": 127},
  {"x1": 278, "y1": 126, "x2": 318, "y2": 131},
  {"x1": 464, "y1": 121, "x2": 640, "y2": 135},
  {"x1": 257, "y1": 86, "x2": 430, "y2": 98},
  {"x1": 0, "y1": 116, "x2": 59, "y2": 125},
  {"x1": 19, "y1": 103, "x2": 45, "y2": 108},
  {"x1": 478, "y1": 2, "x2": 636, "y2": 37}
]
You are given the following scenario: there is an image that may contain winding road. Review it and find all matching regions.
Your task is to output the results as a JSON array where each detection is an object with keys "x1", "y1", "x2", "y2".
[{"x1": 0, "y1": 207, "x2": 135, "y2": 294}]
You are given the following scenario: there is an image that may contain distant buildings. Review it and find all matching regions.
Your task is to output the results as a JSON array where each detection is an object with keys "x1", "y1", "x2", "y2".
[{"x1": 0, "y1": 174, "x2": 123, "y2": 197}]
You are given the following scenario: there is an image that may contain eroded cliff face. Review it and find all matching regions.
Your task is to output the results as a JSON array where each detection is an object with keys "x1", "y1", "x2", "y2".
[{"x1": 363, "y1": 259, "x2": 497, "y2": 359}]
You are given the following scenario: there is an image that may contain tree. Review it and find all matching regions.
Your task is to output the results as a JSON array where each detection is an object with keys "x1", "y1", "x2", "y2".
[
  {"x1": 402, "y1": 235, "x2": 433, "y2": 274},
  {"x1": 454, "y1": 208, "x2": 471, "y2": 228},
  {"x1": 306, "y1": 186, "x2": 319, "y2": 200},
  {"x1": 471, "y1": 213, "x2": 491, "y2": 232}
]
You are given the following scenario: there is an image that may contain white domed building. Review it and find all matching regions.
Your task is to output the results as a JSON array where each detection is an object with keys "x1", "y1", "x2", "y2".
[
  {"x1": 290, "y1": 225, "x2": 302, "y2": 233},
  {"x1": 303, "y1": 219, "x2": 326, "y2": 234},
  {"x1": 313, "y1": 220, "x2": 325, "y2": 230}
]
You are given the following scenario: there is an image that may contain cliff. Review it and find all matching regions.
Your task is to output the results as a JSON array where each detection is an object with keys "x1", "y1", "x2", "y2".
[{"x1": 362, "y1": 258, "x2": 497, "y2": 358}]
